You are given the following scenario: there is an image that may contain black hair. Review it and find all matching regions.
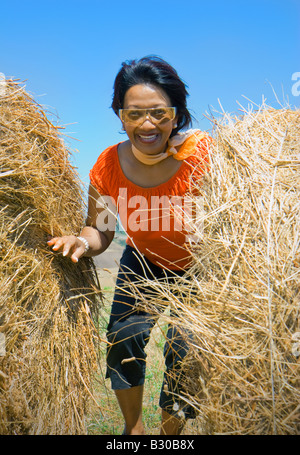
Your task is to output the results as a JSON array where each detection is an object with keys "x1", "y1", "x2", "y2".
[{"x1": 111, "y1": 56, "x2": 192, "y2": 136}]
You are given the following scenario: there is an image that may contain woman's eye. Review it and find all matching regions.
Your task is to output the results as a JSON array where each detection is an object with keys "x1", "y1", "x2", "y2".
[
  {"x1": 128, "y1": 110, "x2": 142, "y2": 120},
  {"x1": 152, "y1": 109, "x2": 165, "y2": 119}
]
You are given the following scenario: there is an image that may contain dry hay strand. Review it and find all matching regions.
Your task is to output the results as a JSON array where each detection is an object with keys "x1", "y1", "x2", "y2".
[
  {"x1": 0, "y1": 80, "x2": 102, "y2": 434},
  {"x1": 126, "y1": 104, "x2": 300, "y2": 434}
]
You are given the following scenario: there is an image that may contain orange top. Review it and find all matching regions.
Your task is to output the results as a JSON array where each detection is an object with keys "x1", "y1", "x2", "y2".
[{"x1": 89, "y1": 134, "x2": 211, "y2": 270}]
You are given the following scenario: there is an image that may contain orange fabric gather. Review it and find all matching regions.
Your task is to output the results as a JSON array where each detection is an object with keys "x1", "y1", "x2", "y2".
[{"x1": 168, "y1": 130, "x2": 207, "y2": 160}]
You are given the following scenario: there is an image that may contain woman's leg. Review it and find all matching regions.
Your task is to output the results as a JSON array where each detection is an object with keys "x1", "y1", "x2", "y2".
[
  {"x1": 106, "y1": 245, "x2": 164, "y2": 434},
  {"x1": 159, "y1": 324, "x2": 197, "y2": 434},
  {"x1": 106, "y1": 313, "x2": 154, "y2": 434},
  {"x1": 115, "y1": 385, "x2": 145, "y2": 435},
  {"x1": 160, "y1": 409, "x2": 184, "y2": 435}
]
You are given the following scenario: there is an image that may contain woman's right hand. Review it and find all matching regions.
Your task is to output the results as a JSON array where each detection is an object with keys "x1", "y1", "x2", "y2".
[
  {"x1": 47, "y1": 185, "x2": 116, "y2": 263},
  {"x1": 47, "y1": 235, "x2": 87, "y2": 263}
]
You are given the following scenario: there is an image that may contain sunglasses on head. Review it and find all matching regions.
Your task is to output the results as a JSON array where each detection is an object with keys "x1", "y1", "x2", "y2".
[{"x1": 119, "y1": 107, "x2": 177, "y2": 125}]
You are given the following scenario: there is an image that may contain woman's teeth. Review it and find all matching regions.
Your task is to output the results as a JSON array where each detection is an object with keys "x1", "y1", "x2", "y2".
[{"x1": 138, "y1": 134, "x2": 158, "y2": 142}]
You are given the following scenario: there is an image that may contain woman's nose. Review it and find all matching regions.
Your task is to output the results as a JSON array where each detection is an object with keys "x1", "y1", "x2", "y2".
[{"x1": 139, "y1": 114, "x2": 156, "y2": 128}]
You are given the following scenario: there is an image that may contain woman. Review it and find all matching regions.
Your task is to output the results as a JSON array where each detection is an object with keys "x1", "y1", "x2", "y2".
[{"x1": 48, "y1": 56, "x2": 211, "y2": 435}]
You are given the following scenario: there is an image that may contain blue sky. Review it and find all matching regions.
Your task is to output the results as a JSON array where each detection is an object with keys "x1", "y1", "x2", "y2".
[{"x1": 1, "y1": 0, "x2": 299, "y2": 187}]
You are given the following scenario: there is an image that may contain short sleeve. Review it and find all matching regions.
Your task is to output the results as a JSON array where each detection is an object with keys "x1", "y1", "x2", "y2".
[{"x1": 89, "y1": 144, "x2": 118, "y2": 195}]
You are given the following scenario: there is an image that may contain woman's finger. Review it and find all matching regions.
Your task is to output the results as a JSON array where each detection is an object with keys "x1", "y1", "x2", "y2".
[
  {"x1": 49, "y1": 238, "x2": 64, "y2": 251},
  {"x1": 47, "y1": 236, "x2": 72, "y2": 253},
  {"x1": 61, "y1": 238, "x2": 77, "y2": 257},
  {"x1": 71, "y1": 244, "x2": 86, "y2": 263},
  {"x1": 47, "y1": 236, "x2": 86, "y2": 262},
  {"x1": 70, "y1": 252, "x2": 79, "y2": 263},
  {"x1": 47, "y1": 237, "x2": 59, "y2": 246}
]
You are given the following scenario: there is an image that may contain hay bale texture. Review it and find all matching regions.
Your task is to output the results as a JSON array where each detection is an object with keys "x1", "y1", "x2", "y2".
[
  {"x1": 184, "y1": 106, "x2": 300, "y2": 435},
  {"x1": 0, "y1": 80, "x2": 101, "y2": 434},
  {"x1": 178, "y1": 105, "x2": 300, "y2": 434},
  {"x1": 133, "y1": 105, "x2": 300, "y2": 434}
]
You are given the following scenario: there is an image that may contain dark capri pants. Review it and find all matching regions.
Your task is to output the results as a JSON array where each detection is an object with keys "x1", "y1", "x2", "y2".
[{"x1": 106, "y1": 244, "x2": 197, "y2": 419}]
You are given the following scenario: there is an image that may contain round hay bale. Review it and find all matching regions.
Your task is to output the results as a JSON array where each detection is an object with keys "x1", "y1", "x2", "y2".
[
  {"x1": 0, "y1": 80, "x2": 102, "y2": 434},
  {"x1": 134, "y1": 105, "x2": 300, "y2": 434},
  {"x1": 180, "y1": 106, "x2": 300, "y2": 434}
]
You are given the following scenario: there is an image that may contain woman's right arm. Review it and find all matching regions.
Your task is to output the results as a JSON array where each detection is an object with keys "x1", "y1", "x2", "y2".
[{"x1": 47, "y1": 184, "x2": 116, "y2": 263}]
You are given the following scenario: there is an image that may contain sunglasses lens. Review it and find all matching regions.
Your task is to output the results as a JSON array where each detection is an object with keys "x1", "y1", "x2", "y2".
[
  {"x1": 120, "y1": 107, "x2": 176, "y2": 125},
  {"x1": 151, "y1": 108, "x2": 171, "y2": 121},
  {"x1": 126, "y1": 110, "x2": 144, "y2": 122}
]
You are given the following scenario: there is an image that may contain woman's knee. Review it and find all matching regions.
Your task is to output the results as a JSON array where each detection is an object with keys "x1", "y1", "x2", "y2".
[
  {"x1": 107, "y1": 314, "x2": 153, "y2": 362},
  {"x1": 106, "y1": 315, "x2": 154, "y2": 388}
]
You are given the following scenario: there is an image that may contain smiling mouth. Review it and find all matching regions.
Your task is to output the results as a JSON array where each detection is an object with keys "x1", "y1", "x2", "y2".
[{"x1": 137, "y1": 133, "x2": 159, "y2": 143}]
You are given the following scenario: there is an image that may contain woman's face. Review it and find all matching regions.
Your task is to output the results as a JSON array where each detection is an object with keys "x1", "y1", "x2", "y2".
[{"x1": 121, "y1": 84, "x2": 177, "y2": 155}]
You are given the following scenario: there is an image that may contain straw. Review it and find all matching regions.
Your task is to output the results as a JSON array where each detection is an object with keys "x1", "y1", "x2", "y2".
[
  {"x1": 0, "y1": 80, "x2": 102, "y2": 434},
  {"x1": 120, "y1": 102, "x2": 300, "y2": 434}
]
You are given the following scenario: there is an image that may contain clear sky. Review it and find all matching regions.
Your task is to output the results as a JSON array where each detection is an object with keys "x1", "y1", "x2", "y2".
[{"x1": 1, "y1": 0, "x2": 299, "y2": 187}]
